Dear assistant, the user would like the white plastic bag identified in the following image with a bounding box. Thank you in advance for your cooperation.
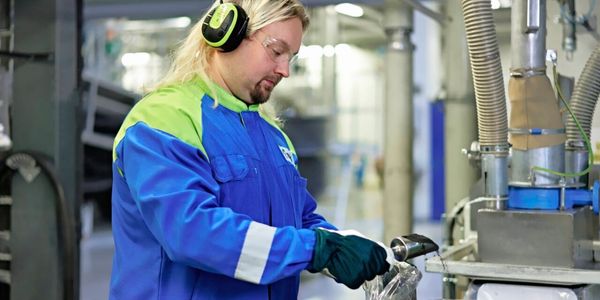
[363,262,422,300]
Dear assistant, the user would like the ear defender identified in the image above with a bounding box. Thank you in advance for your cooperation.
[202,2,249,52]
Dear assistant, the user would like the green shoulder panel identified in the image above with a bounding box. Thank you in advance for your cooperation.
[112,81,207,162]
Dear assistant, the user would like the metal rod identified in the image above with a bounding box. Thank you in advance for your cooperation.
[560,186,566,210]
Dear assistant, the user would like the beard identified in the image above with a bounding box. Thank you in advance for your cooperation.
[250,75,281,104]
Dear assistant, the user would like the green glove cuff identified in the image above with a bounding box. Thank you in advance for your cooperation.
[308,229,342,273]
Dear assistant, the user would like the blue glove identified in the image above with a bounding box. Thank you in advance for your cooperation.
[308,229,391,289]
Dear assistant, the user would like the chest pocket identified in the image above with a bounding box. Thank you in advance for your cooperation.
[211,155,266,223]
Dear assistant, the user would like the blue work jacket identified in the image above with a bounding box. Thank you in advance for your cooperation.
[109,77,336,299]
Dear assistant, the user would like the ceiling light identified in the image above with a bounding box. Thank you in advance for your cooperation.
[166,17,191,29]
[335,3,364,18]
[491,0,511,10]
[323,45,335,57]
[299,45,323,59]
[121,52,151,67]
[334,43,351,55]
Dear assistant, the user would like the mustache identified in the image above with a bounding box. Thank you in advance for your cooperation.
[263,75,282,85]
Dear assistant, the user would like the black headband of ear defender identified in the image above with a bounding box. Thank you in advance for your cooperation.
[202,0,249,52]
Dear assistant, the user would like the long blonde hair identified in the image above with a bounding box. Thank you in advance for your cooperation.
[153,0,309,97]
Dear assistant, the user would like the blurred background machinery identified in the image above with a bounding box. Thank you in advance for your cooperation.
[0,1,81,300]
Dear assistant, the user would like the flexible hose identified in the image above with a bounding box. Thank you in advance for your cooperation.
[462,0,508,149]
[0,151,75,300]
[566,46,600,148]
[531,64,593,177]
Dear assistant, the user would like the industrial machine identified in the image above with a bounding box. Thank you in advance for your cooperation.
[426,0,600,299]
[0,1,82,300]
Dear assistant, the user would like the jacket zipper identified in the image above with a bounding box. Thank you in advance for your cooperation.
[243,111,272,300]
[267,150,273,300]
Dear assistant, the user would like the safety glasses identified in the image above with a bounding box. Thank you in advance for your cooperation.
[253,30,298,66]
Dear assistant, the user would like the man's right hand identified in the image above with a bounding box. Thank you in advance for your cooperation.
[308,229,390,289]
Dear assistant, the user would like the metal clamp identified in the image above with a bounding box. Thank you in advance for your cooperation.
[509,128,565,136]
[510,67,546,77]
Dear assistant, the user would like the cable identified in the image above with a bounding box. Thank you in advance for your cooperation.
[530,64,595,178]
[444,197,470,247]
[0,151,75,300]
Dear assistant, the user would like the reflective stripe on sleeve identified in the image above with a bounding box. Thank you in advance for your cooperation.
[234,221,276,284]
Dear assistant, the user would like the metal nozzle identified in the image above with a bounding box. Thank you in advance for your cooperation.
[390,234,439,261]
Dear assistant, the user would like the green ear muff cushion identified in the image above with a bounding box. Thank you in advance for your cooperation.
[202,3,249,52]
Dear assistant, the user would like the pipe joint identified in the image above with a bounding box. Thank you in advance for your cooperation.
[482,153,509,199]
[509,67,546,78]
[480,145,510,156]
[566,139,587,150]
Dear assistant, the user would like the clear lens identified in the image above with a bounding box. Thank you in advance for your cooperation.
[261,35,296,65]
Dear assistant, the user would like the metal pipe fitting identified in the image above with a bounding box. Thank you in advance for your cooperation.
[510,144,565,186]
[511,0,547,74]
[482,152,508,198]
[560,0,576,60]
[390,234,439,261]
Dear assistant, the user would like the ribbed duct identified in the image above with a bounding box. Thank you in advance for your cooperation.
[566,46,600,148]
[462,0,508,149]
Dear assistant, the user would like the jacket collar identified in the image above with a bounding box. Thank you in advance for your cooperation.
[193,76,260,113]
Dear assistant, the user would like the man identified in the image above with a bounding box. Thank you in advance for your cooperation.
[110,1,392,299]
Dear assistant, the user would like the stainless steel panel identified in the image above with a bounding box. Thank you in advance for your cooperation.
[510,144,565,186]
[566,149,589,185]
[477,207,598,268]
